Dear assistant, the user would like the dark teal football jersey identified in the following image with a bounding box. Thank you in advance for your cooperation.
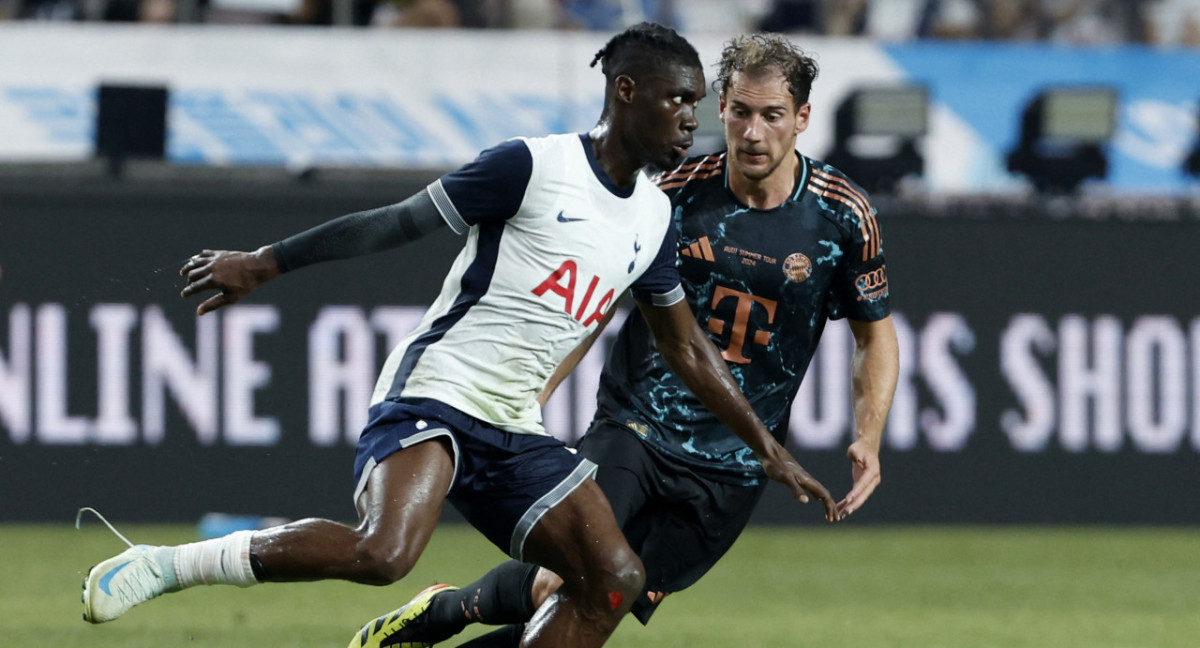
[594,151,891,485]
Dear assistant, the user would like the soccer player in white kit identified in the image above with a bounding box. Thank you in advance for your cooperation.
[80,23,840,648]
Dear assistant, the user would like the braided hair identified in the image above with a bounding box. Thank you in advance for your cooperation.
[715,33,819,108]
[590,22,701,84]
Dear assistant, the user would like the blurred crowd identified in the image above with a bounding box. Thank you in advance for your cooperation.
[1,0,1198,48]
[760,0,1200,45]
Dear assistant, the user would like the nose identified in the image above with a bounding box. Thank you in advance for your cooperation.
[742,115,763,141]
[682,108,698,133]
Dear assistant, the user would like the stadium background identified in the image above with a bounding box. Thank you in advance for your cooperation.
[1,13,1199,530]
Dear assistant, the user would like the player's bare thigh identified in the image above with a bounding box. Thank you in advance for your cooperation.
[521,477,643,608]
[352,438,455,579]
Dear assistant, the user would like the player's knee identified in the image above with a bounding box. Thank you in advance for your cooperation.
[354,533,419,585]
[611,550,645,602]
[587,547,644,613]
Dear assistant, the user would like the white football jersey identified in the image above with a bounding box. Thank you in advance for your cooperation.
[371,133,684,435]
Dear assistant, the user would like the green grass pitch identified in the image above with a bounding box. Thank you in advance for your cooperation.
[5,522,1197,647]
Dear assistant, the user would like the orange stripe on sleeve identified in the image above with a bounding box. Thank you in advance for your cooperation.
[806,184,876,260]
[655,153,726,189]
[810,171,881,260]
[658,166,723,191]
[812,169,872,215]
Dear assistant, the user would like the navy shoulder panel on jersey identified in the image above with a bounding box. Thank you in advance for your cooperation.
[434,139,533,233]
[629,220,683,305]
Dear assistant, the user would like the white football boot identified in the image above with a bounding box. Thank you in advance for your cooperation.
[78,507,180,623]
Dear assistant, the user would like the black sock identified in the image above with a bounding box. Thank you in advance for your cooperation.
[457,624,524,648]
[426,560,539,633]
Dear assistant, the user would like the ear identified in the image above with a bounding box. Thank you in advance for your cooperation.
[614,74,637,105]
[718,93,727,123]
[795,102,812,135]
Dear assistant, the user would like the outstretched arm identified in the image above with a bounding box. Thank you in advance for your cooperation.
[179,189,445,315]
[637,300,840,523]
[840,316,899,517]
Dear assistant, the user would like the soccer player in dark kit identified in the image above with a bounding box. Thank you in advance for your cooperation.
[349,32,899,648]
[80,24,840,648]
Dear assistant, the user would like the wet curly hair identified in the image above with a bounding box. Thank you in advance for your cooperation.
[715,33,820,108]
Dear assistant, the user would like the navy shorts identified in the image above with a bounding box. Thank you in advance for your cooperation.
[352,398,596,561]
[577,419,766,624]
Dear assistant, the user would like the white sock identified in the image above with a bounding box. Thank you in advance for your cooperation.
[173,530,258,588]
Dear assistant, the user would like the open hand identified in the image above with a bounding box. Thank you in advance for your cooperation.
[838,439,881,518]
[760,452,841,523]
[179,247,279,315]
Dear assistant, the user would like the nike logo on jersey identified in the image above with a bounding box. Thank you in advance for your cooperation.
[556,210,586,223]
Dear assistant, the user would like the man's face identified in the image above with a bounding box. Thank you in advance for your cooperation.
[720,69,809,182]
[629,63,706,170]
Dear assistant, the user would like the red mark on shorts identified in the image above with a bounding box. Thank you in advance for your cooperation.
[608,591,623,610]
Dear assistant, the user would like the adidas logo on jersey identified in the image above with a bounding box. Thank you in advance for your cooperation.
[680,237,715,261]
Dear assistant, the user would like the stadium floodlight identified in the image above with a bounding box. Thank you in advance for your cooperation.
[95,84,169,176]
[1006,86,1118,194]
[824,84,928,195]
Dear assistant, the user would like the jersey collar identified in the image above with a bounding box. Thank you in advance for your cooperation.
[722,150,810,207]
[579,134,636,199]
